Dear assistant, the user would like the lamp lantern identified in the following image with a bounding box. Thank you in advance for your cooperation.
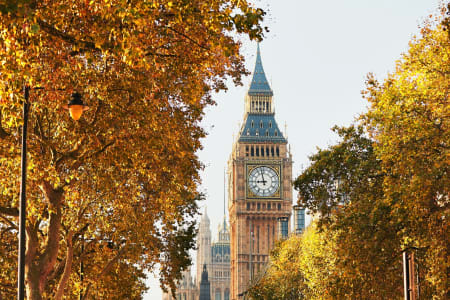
[63,92,89,120]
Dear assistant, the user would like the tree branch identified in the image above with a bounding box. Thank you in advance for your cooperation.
[55,137,87,170]
[83,140,115,161]
[144,51,179,58]
[0,206,19,217]
[37,19,101,54]
[81,245,126,300]
[55,231,74,300]
[37,181,64,292]
[0,214,17,229]
[166,26,210,51]
[0,112,10,139]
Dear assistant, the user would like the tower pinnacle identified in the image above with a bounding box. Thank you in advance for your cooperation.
[240,43,286,142]
[248,44,273,96]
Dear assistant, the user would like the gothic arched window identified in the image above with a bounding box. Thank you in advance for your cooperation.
[225,289,230,300]
[215,289,222,300]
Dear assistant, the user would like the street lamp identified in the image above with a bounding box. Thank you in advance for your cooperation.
[63,92,90,121]
[18,86,88,300]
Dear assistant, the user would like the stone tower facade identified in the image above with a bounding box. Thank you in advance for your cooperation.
[162,267,198,300]
[228,45,292,300]
[209,218,231,300]
[163,210,231,300]
[196,209,212,285]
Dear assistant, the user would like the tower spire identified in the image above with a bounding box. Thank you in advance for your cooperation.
[248,43,273,96]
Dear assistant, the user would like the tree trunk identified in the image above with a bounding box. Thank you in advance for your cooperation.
[25,181,64,299]
[55,232,74,300]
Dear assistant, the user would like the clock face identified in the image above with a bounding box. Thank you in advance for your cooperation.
[248,166,279,197]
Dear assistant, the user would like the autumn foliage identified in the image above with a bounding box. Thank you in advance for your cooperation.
[248,6,448,300]
[0,0,266,299]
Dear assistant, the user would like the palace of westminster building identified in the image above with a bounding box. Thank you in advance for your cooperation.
[163,45,305,300]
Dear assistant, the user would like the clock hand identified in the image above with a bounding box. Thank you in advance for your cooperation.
[260,169,267,185]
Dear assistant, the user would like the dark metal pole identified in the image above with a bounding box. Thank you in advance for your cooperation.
[80,242,84,300]
[403,251,411,300]
[18,86,30,300]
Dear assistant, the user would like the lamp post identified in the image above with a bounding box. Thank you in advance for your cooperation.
[17,87,88,300]
[403,248,418,300]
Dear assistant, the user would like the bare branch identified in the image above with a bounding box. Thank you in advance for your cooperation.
[0,206,19,217]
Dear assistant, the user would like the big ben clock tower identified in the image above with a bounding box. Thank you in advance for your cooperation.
[228,44,292,299]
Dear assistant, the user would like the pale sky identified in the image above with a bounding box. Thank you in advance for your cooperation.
[145,0,440,298]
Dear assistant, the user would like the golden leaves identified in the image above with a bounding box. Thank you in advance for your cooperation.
[0,0,267,297]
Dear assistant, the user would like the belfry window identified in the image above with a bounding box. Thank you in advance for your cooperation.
[269,121,272,128]
[265,130,269,137]
[274,130,278,137]
[260,121,263,128]
[251,120,254,128]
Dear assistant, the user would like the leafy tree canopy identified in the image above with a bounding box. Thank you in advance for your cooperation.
[281,5,449,299]
[363,7,449,296]
[0,0,267,299]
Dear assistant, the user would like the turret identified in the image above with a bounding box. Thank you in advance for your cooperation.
[244,43,274,114]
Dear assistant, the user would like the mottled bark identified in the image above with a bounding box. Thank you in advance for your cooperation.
[55,232,74,300]
[25,181,64,300]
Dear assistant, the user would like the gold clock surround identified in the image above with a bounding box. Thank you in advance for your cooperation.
[246,163,281,199]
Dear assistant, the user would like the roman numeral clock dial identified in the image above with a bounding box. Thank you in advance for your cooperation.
[248,166,280,197]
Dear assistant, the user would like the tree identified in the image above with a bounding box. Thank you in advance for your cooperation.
[247,223,341,300]
[363,6,449,297]
[247,232,310,300]
[252,5,449,300]
[0,0,267,298]
[294,126,403,299]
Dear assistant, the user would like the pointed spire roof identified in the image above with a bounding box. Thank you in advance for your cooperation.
[201,207,210,222]
[248,43,273,96]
